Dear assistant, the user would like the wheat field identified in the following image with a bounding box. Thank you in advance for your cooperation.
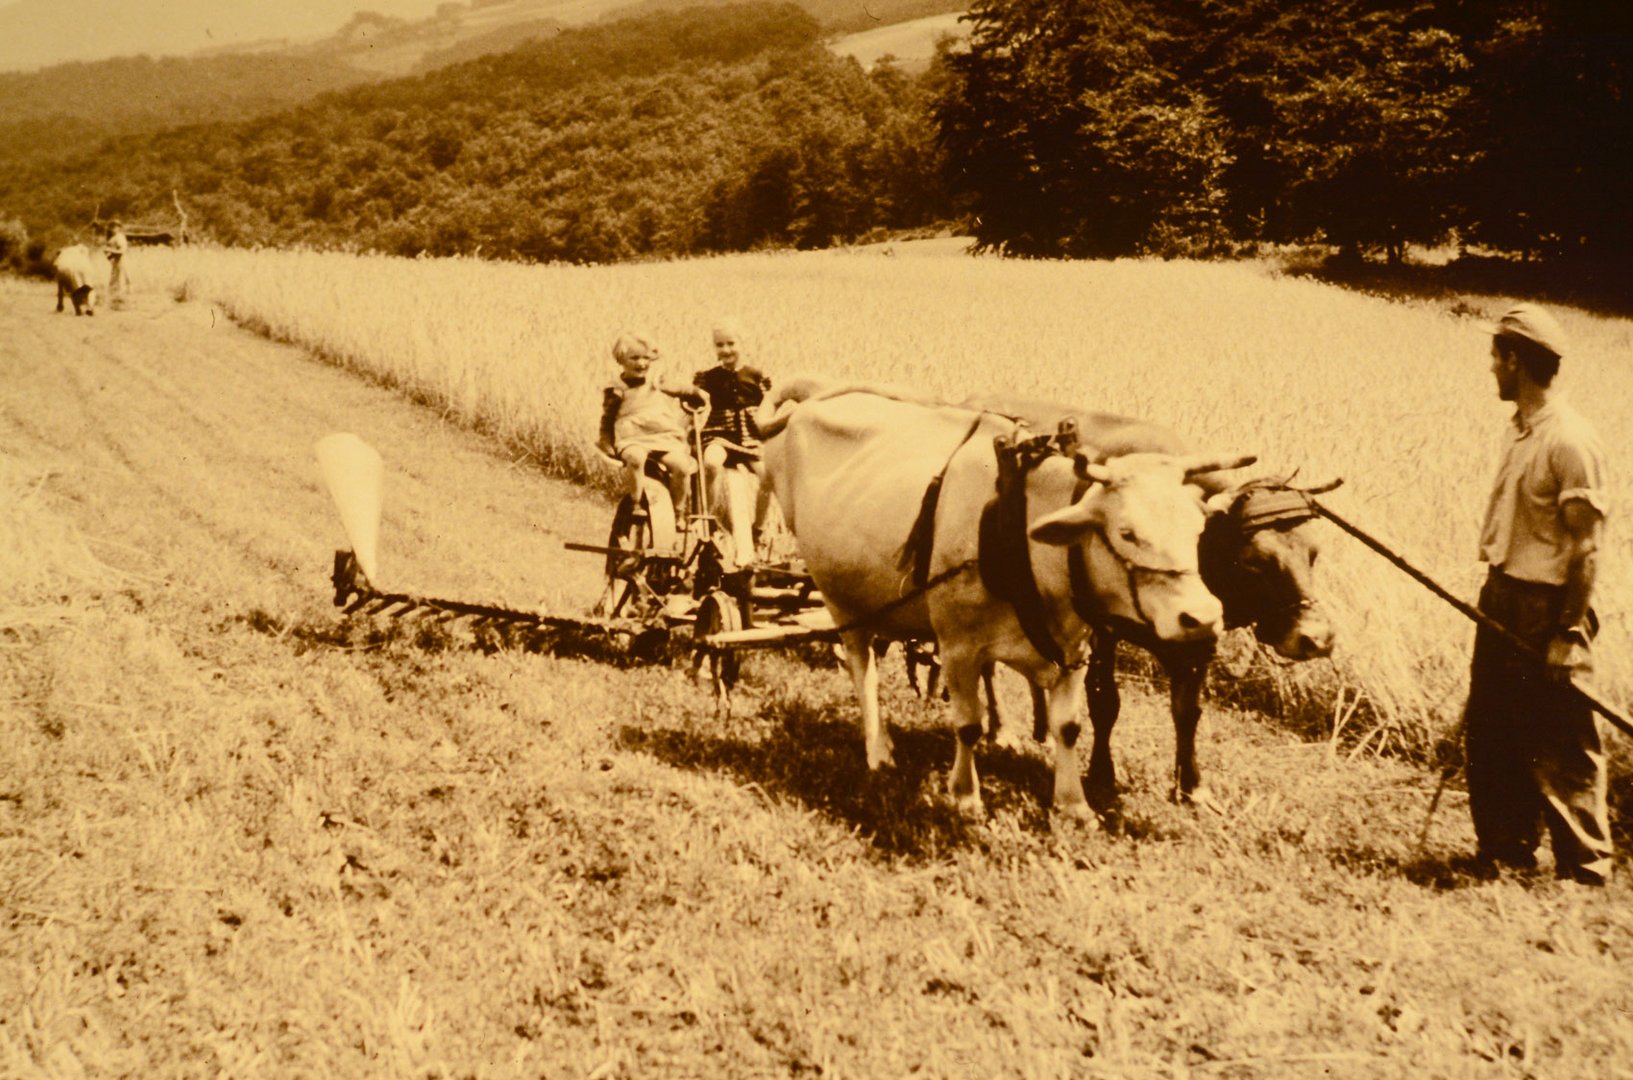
[131,240,1633,751]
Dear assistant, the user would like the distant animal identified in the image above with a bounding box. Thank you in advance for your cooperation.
[53,244,102,316]
[762,386,1252,818]
[964,393,1336,815]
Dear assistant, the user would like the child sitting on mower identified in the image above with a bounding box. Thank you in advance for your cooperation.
[597,332,707,547]
[693,322,773,557]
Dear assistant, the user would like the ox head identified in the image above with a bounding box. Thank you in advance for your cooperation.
[1199,478,1340,660]
[1029,451,1256,643]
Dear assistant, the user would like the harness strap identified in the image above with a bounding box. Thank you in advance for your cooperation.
[1235,487,1318,532]
[897,414,987,587]
[979,433,1067,667]
[1067,477,1106,628]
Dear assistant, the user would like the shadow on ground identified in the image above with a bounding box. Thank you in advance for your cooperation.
[619,693,1066,859]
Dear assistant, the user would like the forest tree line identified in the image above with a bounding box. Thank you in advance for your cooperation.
[2,0,1629,270]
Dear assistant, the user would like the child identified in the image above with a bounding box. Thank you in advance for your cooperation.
[693,322,773,552]
[597,332,705,534]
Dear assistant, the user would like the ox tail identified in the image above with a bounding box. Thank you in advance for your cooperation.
[896,474,944,585]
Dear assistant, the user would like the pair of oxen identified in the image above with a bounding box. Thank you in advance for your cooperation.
[757,382,1335,822]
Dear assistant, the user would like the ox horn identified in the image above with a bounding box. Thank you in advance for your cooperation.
[1180,454,1257,480]
[1296,477,1345,496]
[1073,451,1112,484]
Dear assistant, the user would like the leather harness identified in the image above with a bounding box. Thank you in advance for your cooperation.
[897,414,1188,672]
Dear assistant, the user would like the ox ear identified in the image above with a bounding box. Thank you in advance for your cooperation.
[1181,453,1257,480]
[1204,490,1236,516]
[1029,498,1102,547]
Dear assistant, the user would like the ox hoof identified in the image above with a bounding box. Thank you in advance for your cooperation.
[866,744,896,771]
[1173,785,1224,816]
[1050,798,1096,827]
[951,792,985,820]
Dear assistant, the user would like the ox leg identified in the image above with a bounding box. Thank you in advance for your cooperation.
[1161,641,1217,809]
[1043,674,1093,821]
[56,279,65,313]
[839,627,892,770]
[1084,635,1122,816]
[942,650,987,816]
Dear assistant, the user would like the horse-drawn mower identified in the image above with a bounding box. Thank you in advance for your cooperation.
[315,431,838,702]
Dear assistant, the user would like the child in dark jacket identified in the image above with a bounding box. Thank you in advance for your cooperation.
[692,322,773,552]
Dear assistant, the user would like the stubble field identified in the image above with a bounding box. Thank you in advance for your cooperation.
[2,245,1631,1078]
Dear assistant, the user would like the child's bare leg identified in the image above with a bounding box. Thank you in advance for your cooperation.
[701,441,728,496]
[658,450,694,521]
[617,448,647,500]
[749,459,771,536]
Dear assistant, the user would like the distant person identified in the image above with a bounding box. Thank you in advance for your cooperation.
[52,243,98,316]
[1464,302,1611,887]
[597,332,706,537]
[692,321,773,548]
[103,220,129,302]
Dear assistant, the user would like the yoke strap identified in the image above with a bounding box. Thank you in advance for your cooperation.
[1067,477,1106,628]
[1235,486,1318,532]
[979,432,1068,668]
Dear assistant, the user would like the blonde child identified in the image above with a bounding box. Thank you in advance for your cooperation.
[597,332,706,535]
[692,321,773,554]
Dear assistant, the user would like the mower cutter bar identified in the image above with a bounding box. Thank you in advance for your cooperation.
[330,549,656,642]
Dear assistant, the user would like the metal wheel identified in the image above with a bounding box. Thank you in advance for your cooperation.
[693,589,744,701]
[596,494,653,618]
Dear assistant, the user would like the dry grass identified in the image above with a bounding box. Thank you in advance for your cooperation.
[4,265,1631,1078]
[135,241,1633,755]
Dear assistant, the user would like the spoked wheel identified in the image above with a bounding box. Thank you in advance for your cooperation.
[596,494,653,618]
[692,589,744,706]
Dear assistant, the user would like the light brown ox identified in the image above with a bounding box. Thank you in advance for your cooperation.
[761,388,1252,818]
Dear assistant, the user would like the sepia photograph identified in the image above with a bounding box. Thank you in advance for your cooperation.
[2,1,1630,1075]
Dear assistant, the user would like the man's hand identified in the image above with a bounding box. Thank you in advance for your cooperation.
[1546,632,1593,683]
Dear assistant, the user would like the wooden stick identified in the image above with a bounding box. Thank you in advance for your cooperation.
[1313,499,1632,738]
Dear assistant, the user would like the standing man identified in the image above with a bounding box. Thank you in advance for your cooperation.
[103,220,129,303]
[1466,302,1612,886]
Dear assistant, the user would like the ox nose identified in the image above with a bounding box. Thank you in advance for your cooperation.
[1280,617,1335,660]
[1175,595,1224,640]
[1293,627,1335,659]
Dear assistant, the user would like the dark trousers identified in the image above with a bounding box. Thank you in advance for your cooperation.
[1464,570,1611,883]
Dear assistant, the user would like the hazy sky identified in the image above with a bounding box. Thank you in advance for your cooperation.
[0,0,447,72]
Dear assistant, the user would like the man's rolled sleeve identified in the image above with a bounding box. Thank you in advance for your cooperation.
[1551,432,1608,518]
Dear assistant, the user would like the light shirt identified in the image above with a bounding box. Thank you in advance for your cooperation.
[1478,396,1607,584]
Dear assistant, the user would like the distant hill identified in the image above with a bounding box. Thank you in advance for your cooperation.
[0,52,380,133]
[288,0,967,75]
[0,0,967,163]
[288,1,575,78]
[828,11,967,71]
[0,3,953,261]
[0,52,383,177]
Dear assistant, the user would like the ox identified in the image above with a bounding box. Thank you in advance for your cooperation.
[53,244,102,316]
[966,394,1335,814]
[762,388,1253,818]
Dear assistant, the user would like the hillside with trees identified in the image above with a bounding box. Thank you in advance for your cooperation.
[937,0,1633,272]
[0,53,383,171]
[5,0,1630,280]
[0,5,950,262]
